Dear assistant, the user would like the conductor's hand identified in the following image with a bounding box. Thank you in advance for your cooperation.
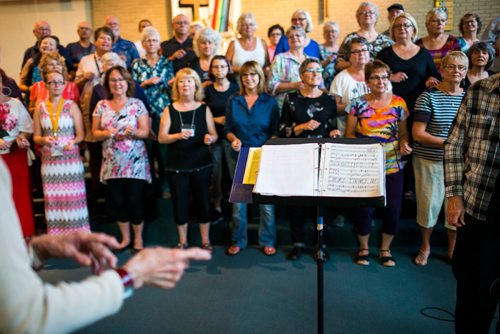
[122,247,211,289]
[30,232,120,273]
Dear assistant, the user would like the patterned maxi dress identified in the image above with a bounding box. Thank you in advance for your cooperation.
[39,100,90,234]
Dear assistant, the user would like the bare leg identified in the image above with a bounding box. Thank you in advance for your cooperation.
[132,222,144,249]
[199,222,211,245]
[380,233,396,266]
[177,223,188,246]
[415,227,433,266]
[356,234,370,265]
[117,221,130,248]
[447,228,457,260]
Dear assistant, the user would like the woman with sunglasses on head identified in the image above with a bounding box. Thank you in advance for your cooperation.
[225,61,280,256]
[280,58,340,260]
[33,70,90,234]
[204,56,239,215]
[345,60,412,267]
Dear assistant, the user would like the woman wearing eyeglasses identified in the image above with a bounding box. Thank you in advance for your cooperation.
[225,13,269,79]
[273,9,321,59]
[416,9,461,71]
[33,70,90,234]
[412,51,468,266]
[92,66,151,252]
[336,2,393,71]
[225,61,280,256]
[377,13,440,116]
[204,56,239,215]
[280,58,340,260]
[345,60,412,267]
[269,25,312,111]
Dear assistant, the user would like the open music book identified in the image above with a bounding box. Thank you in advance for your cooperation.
[253,142,385,199]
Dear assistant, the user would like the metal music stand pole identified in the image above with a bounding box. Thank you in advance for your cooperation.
[314,206,326,334]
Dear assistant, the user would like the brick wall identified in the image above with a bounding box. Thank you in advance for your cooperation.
[92,0,499,46]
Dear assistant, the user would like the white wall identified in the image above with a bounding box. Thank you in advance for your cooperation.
[0,0,92,82]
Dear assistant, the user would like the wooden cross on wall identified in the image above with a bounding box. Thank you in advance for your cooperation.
[179,0,209,21]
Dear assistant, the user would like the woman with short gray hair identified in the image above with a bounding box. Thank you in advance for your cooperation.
[192,27,221,86]
[225,12,269,77]
[337,2,393,70]
[416,8,461,71]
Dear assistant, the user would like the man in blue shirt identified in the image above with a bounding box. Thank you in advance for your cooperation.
[104,15,140,68]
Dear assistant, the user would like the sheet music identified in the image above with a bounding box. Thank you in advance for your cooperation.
[254,143,318,196]
[320,143,385,198]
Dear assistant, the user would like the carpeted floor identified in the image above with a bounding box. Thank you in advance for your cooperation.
[34,196,499,334]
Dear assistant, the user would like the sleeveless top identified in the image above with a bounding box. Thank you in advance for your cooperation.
[232,37,266,69]
[166,104,212,172]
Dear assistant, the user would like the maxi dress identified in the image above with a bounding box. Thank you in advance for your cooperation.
[38,100,90,234]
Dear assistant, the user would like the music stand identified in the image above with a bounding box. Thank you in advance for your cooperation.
[251,137,386,334]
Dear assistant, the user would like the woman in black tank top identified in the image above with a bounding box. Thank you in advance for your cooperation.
[158,68,218,251]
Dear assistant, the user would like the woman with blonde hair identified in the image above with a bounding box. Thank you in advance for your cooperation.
[226,12,269,77]
[274,9,321,58]
[158,68,217,251]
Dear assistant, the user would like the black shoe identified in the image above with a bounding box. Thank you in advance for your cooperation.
[287,246,304,261]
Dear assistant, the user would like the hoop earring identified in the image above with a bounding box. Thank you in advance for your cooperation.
[1,86,12,98]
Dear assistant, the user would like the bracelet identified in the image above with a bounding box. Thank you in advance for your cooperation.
[114,267,134,299]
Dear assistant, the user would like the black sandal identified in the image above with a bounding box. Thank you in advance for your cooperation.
[379,249,396,267]
[356,248,370,266]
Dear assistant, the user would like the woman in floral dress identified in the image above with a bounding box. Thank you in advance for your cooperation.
[92,66,151,253]
[33,70,90,234]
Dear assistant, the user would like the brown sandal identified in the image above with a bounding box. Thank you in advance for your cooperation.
[201,243,214,253]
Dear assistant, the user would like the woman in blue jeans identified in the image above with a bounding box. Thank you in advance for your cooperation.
[224,60,280,256]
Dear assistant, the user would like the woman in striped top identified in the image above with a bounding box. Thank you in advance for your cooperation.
[412,51,468,266]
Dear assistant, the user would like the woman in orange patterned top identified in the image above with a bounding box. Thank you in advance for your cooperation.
[345,60,412,267]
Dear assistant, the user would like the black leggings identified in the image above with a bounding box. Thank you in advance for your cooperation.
[106,178,147,225]
[168,167,212,225]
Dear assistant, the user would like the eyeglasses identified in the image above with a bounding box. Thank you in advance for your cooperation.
[270,32,282,37]
[174,21,189,25]
[394,23,413,29]
[304,68,324,74]
[351,48,369,54]
[430,18,446,24]
[292,17,307,22]
[241,72,258,78]
[212,65,228,69]
[443,65,467,71]
[109,78,126,83]
[358,11,376,16]
[368,75,389,81]
[47,81,64,86]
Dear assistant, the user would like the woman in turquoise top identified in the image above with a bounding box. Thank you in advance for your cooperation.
[346,60,412,267]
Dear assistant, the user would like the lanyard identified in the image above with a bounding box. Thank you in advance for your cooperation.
[178,108,196,128]
[47,99,64,138]
[93,54,102,77]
